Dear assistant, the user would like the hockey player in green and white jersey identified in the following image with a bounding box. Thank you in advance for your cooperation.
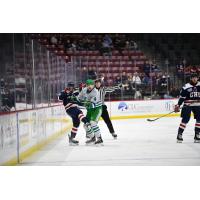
[78,79,103,145]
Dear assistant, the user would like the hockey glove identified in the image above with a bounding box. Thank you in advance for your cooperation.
[68,96,78,103]
[84,102,94,109]
[174,105,180,113]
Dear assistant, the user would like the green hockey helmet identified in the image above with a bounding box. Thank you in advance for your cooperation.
[86,79,94,86]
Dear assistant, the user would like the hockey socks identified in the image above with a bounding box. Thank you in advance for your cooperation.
[178,122,186,135]
[78,113,88,124]
[177,122,186,142]
[195,122,200,135]
[194,121,200,142]
[91,124,101,138]
[70,127,78,138]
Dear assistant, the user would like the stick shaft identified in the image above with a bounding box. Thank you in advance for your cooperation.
[148,111,175,122]
[147,103,192,122]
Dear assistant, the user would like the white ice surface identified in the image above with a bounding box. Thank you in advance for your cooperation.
[19,117,200,166]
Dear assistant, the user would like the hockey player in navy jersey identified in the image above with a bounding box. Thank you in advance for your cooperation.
[174,74,200,143]
[58,82,91,145]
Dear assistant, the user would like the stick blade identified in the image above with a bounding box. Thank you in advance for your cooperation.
[147,118,155,122]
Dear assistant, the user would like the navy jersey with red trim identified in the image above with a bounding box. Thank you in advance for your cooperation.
[178,81,200,106]
[58,90,78,107]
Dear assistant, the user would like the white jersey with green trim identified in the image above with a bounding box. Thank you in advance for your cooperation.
[78,87,102,108]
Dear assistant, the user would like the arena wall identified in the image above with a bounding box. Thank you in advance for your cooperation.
[0,105,72,165]
[105,98,179,119]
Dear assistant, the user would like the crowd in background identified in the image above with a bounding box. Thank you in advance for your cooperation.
[103,70,175,100]
[99,61,178,100]
[49,34,138,55]
[2,34,196,112]
[176,63,200,80]
[84,61,176,100]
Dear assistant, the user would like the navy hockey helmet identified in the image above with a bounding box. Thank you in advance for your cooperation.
[67,82,75,87]
[190,73,198,79]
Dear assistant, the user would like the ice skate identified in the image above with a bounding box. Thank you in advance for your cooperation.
[177,133,183,143]
[194,133,200,143]
[94,137,104,146]
[68,134,79,146]
[86,134,90,139]
[111,132,117,139]
[85,136,96,145]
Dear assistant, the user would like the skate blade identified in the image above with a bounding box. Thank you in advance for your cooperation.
[69,143,79,146]
[194,140,200,143]
[85,142,95,146]
[95,143,104,147]
[177,140,182,143]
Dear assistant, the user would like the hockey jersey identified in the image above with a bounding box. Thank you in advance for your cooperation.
[78,87,102,108]
[178,81,200,106]
[58,90,79,110]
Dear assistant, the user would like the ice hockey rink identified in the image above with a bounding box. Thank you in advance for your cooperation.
[19,117,200,166]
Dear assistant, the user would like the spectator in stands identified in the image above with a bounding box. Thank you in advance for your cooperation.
[113,37,125,55]
[176,63,184,77]
[160,75,167,87]
[115,76,121,85]
[50,35,58,45]
[127,75,133,83]
[64,39,72,52]
[95,38,102,52]
[77,39,84,50]
[122,72,128,84]
[143,61,151,75]
[83,36,92,50]
[81,67,88,82]
[132,72,141,88]
[125,41,130,50]
[126,75,134,92]
[102,35,113,56]
[88,68,97,80]
[71,40,77,52]
[142,75,150,86]
[151,64,159,72]
[130,40,138,50]
[103,34,112,47]
[134,90,142,99]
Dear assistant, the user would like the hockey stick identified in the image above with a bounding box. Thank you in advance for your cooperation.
[146,103,193,122]
[146,111,175,122]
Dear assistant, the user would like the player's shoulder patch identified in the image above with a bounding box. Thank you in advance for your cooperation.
[196,82,200,86]
[183,83,193,90]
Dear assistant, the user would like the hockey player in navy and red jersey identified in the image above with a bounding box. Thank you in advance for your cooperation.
[174,73,200,143]
[58,82,91,145]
